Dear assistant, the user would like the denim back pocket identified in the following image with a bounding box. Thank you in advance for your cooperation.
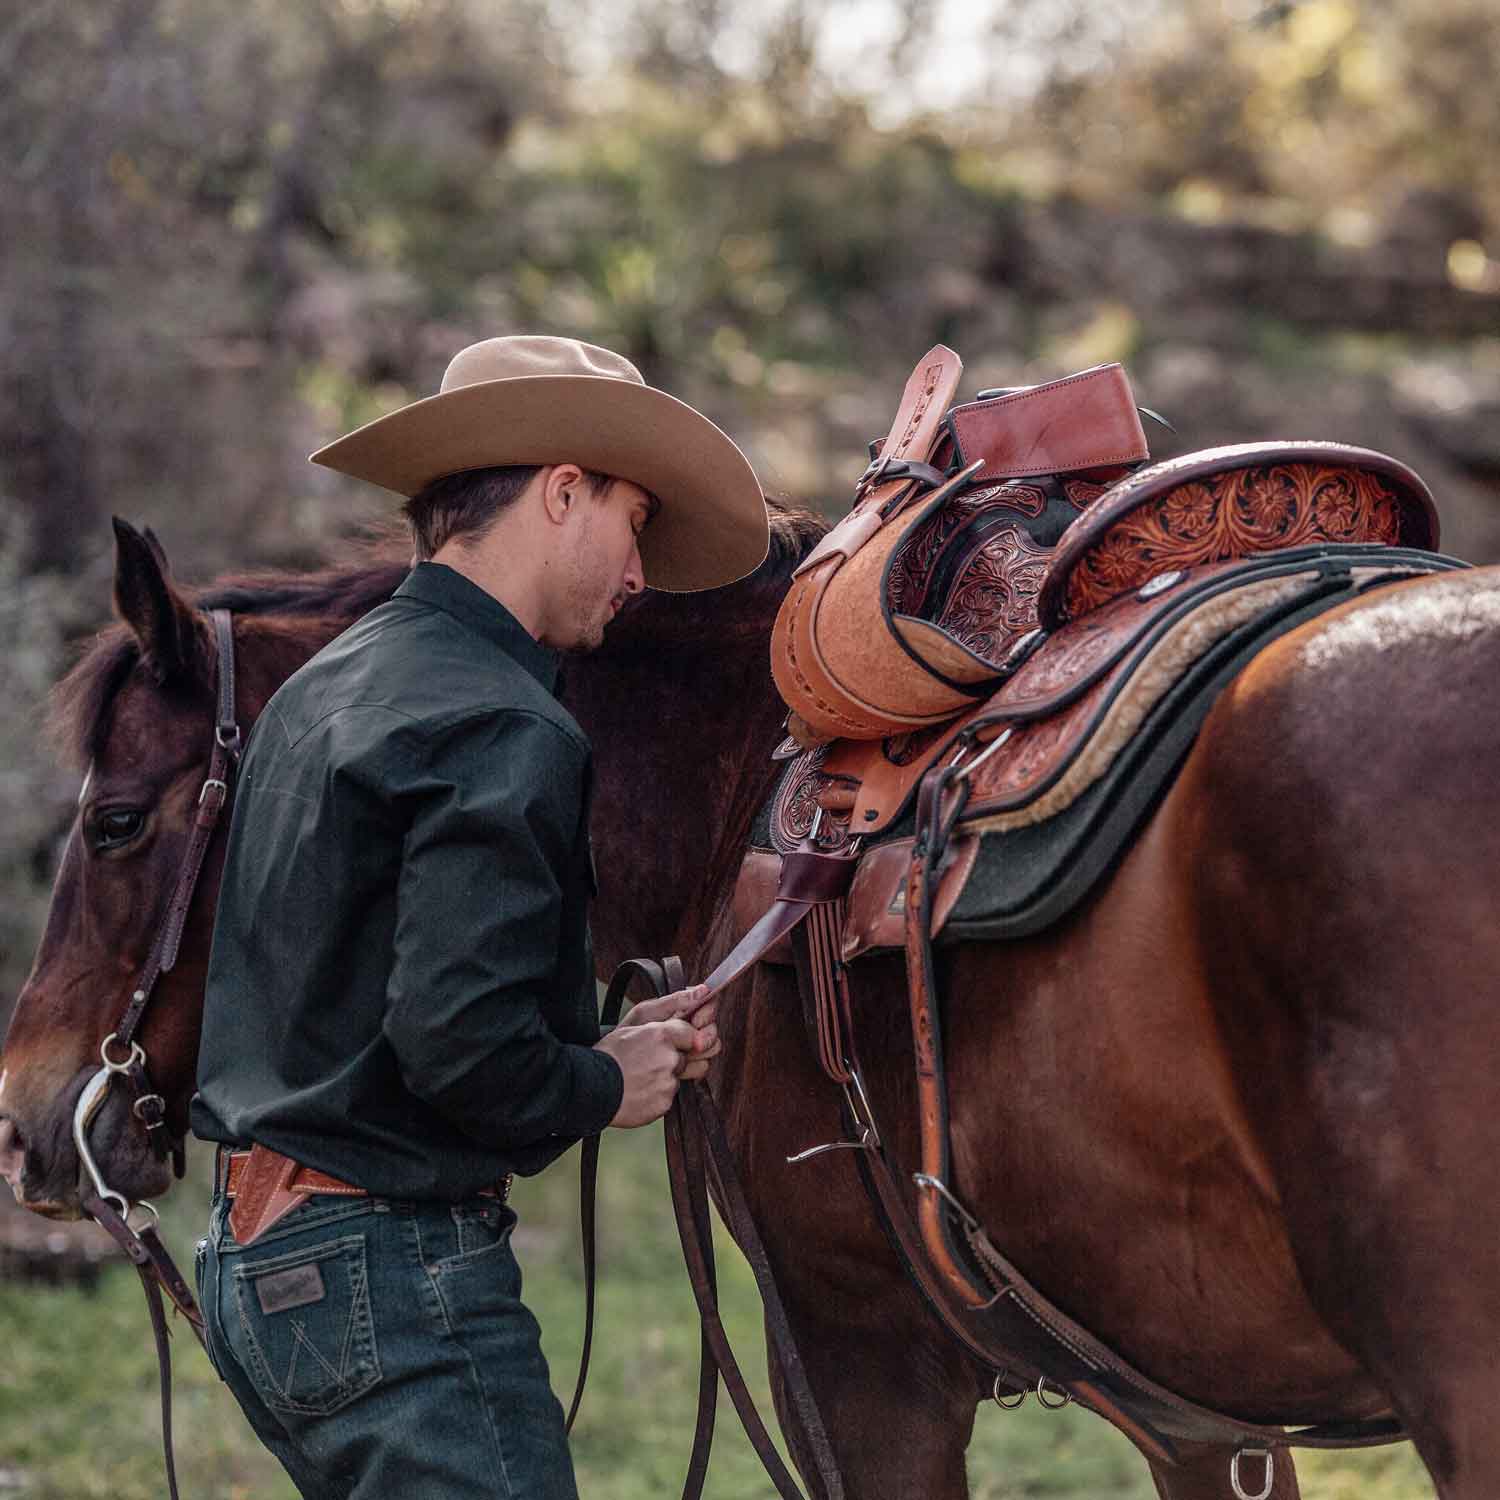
[231,1233,382,1416]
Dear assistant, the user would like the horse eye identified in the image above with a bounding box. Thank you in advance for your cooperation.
[93,809,146,851]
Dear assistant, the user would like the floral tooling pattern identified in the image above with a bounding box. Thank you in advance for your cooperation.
[888,484,1051,617]
[931,526,1053,667]
[1062,462,1402,620]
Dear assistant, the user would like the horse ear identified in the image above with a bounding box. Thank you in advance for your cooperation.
[142,525,173,578]
[112,517,197,684]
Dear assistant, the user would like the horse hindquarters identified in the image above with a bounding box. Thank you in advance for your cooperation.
[1184,570,1500,1499]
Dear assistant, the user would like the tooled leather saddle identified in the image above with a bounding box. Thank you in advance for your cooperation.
[751,347,1450,957]
[729,344,1464,1466]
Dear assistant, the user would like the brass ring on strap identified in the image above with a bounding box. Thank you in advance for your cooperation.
[100,1033,147,1074]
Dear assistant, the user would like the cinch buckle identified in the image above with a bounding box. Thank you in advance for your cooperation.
[1230,1447,1274,1500]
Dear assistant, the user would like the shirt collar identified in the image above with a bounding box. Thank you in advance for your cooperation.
[394,562,560,694]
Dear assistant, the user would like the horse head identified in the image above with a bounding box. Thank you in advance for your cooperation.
[0,520,234,1213]
[0,520,408,1217]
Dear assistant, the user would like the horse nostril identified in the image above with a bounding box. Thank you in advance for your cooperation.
[0,1116,26,1192]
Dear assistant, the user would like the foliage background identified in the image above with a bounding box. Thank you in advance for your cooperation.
[2,1,1497,1493]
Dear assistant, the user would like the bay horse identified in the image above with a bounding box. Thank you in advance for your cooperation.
[3,509,1498,1499]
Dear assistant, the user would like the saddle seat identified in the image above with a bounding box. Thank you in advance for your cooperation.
[742,439,1449,965]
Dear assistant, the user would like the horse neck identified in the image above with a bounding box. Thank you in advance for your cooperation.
[565,592,792,979]
[231,612,367,724]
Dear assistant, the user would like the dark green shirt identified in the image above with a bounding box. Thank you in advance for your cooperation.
[191,562,623,1198]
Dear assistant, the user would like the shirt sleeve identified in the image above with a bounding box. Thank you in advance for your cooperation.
[381,709,623,1149]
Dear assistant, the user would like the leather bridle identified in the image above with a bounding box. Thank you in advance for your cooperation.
[90,606,242,1173]
[71,606,239,1500]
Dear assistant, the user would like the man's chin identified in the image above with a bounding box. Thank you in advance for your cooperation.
[561,622,608,656]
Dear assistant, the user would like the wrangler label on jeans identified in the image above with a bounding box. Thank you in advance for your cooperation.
[255,1263,327,1315]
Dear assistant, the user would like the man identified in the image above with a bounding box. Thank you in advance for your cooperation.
[190,335,770,1498]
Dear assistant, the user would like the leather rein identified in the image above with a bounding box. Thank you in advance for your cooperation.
[71,607,238,1500]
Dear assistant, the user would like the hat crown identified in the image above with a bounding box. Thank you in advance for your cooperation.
[440,336,645,394]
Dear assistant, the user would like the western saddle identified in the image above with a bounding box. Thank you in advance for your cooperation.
[725,343,1463,1471]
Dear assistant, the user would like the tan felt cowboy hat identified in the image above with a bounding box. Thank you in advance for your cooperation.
[310,335,769,591]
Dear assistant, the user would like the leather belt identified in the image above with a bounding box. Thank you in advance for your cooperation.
[218,1144,511,1247]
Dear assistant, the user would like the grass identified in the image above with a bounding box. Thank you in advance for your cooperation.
[0,1130,1437,1499]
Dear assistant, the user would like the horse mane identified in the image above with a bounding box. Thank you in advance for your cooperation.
[46,502,830,767]
[749,497,827,596]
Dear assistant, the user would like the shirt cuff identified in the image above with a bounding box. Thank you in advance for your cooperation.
[561,1043,624,1138]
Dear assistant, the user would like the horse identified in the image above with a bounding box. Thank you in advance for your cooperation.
[4,508,1499,1500]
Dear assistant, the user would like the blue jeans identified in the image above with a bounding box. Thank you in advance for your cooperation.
[196,1190,578,1499]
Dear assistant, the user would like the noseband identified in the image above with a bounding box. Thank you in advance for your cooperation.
[70,606,238,1500]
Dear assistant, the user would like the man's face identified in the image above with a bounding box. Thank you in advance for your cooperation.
[557,478,653,651]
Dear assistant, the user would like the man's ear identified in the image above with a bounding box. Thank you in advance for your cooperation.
[540,463,586,525]
[112,517,200,685]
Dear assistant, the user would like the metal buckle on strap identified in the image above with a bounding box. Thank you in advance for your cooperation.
[1230,1447,1274,1500]
[198,777,228,808]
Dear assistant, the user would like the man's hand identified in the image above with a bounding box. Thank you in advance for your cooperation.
[596,984,719,1127]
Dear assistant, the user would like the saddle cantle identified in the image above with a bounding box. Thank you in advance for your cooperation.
[1039,440,1440,628]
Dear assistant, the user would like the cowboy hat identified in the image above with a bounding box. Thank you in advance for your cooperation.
[310,335,769,591]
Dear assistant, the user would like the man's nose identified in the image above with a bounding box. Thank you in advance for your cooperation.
[623,544,645,594]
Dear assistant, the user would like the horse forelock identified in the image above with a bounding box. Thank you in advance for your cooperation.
[46,630,146,771]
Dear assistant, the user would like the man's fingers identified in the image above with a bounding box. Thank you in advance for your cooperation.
[677,1057,711,1082]
[622,994,677,1026]
[692,1024,719,1054]
[623,985,711,1028]
[662,1017,698,1051]
[688,998,718,1030]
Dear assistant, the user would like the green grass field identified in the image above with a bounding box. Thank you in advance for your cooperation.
[0,1129,1435,1498]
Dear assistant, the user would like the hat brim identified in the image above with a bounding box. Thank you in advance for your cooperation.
[310,375,769,592]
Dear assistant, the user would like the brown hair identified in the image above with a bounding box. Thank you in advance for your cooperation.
[403,465,613,560]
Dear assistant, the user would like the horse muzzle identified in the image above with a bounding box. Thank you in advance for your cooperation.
[0,1068,171,1218]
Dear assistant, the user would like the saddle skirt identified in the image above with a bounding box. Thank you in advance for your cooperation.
[748,392,1451,965]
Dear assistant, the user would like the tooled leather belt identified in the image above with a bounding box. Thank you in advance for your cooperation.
[218,1144,512,1247]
